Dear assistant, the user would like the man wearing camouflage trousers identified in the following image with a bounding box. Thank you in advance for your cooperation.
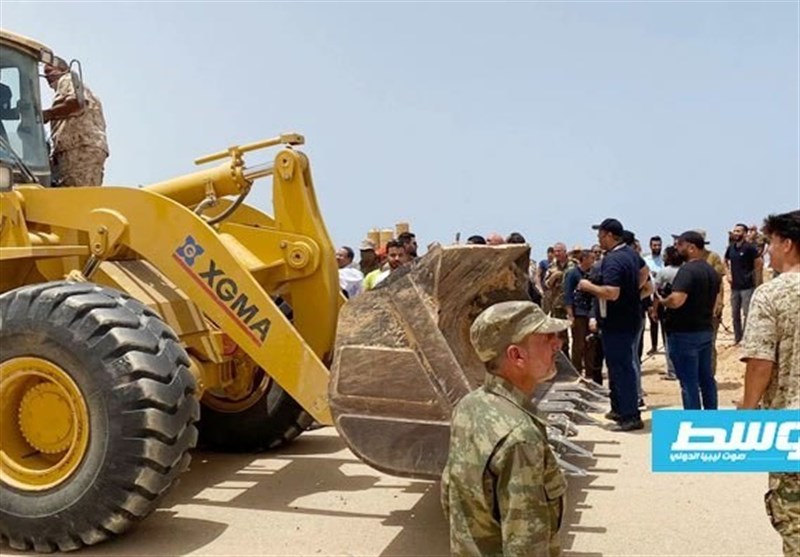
[441,301,569,556]
[43,63,108,187]
[740,210,800,557]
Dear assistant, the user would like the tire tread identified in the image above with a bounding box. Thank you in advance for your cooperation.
[0,282,199,553]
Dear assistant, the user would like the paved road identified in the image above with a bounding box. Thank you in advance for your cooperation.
[3,413,782,556]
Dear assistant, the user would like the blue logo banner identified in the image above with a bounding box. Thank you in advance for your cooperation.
[652,410,800,473]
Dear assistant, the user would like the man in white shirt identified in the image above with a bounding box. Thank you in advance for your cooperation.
[336,246,364,299]
[643,235,664,354]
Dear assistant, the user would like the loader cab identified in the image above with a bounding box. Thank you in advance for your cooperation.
[0,30,55,186]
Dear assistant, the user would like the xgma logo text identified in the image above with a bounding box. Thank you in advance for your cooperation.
[175,236,271,344]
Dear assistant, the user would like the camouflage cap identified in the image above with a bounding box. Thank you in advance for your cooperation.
[469,301,570,362]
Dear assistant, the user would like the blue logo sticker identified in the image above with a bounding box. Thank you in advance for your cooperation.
[652,410,800,473]
[176,235,205,267]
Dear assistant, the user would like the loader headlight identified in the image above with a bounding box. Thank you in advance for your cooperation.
[0,163,14,191]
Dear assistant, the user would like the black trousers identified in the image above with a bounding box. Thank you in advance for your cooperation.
[648,312,660,351]
[585,332,604,385]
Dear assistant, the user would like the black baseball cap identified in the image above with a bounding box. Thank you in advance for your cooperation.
[592,218,624,236]
[674,230,706,249]
[621,230,636,246]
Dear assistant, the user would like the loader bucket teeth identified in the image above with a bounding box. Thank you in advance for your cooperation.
[546,413,579,437]
[543,391,608,413]
[551,383,610,403]
[547,429,594,458]
[329,244,532,479]
[536,402,602,426]
[555,456,588,477]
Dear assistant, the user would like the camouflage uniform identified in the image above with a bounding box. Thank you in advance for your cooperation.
[50,74,108,187]
[442,301,569,556]
[544,260,575,354]
[442,375,567,556]
[704,249,726,375]
[741,272,800,557]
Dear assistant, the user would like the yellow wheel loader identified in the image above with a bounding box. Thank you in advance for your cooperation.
[0,29,588,552]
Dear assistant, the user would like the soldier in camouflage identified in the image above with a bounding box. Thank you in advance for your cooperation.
[43,63,108,187]
[747,224,770,263]
[739,210,800,557]
[441,301,569,556]
[698,231,726,375]
[544,242,575,355]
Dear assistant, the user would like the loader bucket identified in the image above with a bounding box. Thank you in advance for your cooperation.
[329,244,531,479]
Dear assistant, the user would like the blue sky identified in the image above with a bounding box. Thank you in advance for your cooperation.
[3,1,798,257]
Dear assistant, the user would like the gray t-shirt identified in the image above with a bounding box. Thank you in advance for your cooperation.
[655,265,680,293]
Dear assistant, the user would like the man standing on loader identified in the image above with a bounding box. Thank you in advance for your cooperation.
[442,301,568,556]
[42,62,108,187]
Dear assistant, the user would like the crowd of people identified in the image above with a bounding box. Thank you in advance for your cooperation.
[336,216,774,433]
[436,210,798,557]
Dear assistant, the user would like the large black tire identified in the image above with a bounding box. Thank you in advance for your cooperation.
[199,379,313,451]
[0,282,199,552]
[198,299,313,451]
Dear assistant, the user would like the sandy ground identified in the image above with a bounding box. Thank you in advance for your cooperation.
[3,425,779,557]
[3,284,783,556]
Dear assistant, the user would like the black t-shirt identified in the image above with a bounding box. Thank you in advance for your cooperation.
[725,242,759,290]
[664,259,721,333]
[599,244,641,332]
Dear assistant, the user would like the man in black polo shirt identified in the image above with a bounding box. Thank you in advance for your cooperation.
[659,231,721,409]
[725,223,763,344]
[578,218,648,431]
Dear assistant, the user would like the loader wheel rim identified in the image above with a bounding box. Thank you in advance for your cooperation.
[202,371,271,413]
[0,357,90,491]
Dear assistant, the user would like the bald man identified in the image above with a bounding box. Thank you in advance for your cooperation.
[486,232,505,246]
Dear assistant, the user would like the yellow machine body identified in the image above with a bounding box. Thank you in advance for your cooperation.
[1,143,340,425]
[0,27,532,553]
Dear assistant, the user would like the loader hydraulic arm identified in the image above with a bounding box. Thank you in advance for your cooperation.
[146,133,304,208]
[14,138,339,425]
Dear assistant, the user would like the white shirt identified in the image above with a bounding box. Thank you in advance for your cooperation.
[339,265,364,299]
[643,253,664,279]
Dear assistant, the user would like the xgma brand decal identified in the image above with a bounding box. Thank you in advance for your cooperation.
[174,236,271,344]
[176,236,205,266]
